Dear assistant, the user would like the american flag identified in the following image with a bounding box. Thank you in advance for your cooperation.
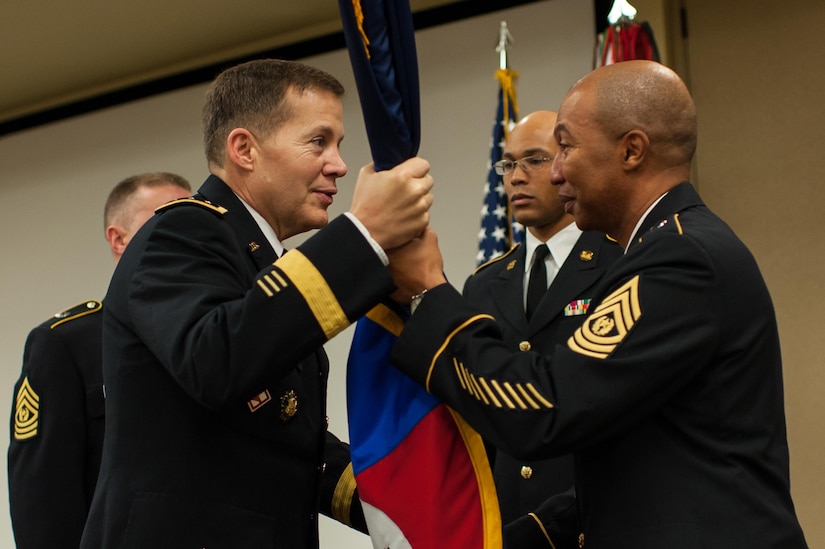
[477,67,522,265]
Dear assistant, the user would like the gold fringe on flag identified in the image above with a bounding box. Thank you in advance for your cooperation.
[350,0,371,58]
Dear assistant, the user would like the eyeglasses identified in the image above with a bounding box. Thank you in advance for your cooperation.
[493,155,554,176]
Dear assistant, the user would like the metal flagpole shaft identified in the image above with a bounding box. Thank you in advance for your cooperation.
[497,20,513,70]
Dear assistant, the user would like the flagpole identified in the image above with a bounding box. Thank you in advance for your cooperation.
[496,21,518,253]
[497,20,513,70]
[477,20,521,265]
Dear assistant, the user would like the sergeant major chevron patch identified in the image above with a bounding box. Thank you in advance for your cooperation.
[568,275,642,359]
[14,377,40,440]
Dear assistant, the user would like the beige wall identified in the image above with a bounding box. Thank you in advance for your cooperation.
[664,0,825,544]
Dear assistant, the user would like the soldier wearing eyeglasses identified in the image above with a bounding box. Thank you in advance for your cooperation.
[467,110,621,548]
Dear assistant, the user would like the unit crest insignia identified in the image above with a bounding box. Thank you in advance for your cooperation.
[568,275,642,359]
[280,390,299,422]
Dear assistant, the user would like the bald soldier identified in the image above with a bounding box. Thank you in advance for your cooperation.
[386,61,808,548]
[463,110,620,547]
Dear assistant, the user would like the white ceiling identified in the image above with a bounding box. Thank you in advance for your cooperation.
[0,0,469,130]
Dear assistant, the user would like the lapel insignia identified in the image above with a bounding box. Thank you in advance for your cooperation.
[280,390,299,421]
[568,276,642,358]
[247,389,272,413]
[14,377,40,440]
[579,250,594,262]
[248,241,261,252]
[564,299,592,316]
[506,260,517,271]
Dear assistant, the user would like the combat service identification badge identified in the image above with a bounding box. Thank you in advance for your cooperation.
[568,275,642,359]
[14,377,40,440]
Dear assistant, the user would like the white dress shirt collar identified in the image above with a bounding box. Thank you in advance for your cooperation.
[523,221,582,275]
[626,191,669,253]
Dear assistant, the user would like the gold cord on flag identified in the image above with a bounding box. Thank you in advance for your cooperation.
[495,68,519,140]
[350,0,371,58]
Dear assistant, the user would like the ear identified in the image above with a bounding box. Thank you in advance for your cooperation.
[106,225,128,258]
[226,128,256,171]
[620,129,649,170]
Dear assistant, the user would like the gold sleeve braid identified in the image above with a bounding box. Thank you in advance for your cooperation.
[425,314,495,392]
[528,512,557,549]
[275,250,350,340]
[331,463,357,526]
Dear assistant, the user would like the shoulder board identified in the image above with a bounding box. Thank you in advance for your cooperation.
[638,213,684,244]
[155,197,228,216]
[649,213,684,235]
[606,233,619,243]
[50,300,102,329]
[471,244,520,276]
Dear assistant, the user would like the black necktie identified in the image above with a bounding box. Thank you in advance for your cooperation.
[526,244,550,320]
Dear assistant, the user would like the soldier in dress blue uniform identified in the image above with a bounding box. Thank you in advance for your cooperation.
[464,110,620,548]
[8,173,191,548]
[386,61,808,548]
[78,59,434,549]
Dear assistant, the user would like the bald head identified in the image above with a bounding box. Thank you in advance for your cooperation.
[572,60,697,168]
[550,62,698,246]
[512,110,558,137]
[503,110,574,241]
